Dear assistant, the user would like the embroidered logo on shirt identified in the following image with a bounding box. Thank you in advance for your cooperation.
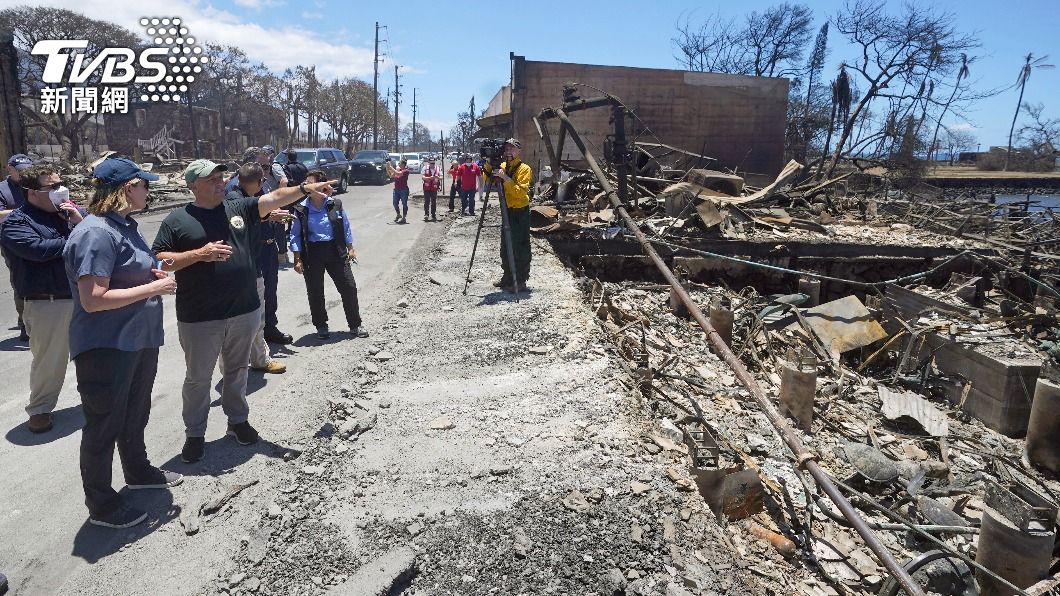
[230,215,245,230]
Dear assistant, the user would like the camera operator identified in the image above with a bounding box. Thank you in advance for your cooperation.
[481,138,533,292]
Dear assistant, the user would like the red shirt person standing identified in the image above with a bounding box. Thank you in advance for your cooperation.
[421,157,441,222]
[456,156,481,216]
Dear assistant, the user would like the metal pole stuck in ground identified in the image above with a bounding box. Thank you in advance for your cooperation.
[542,101,926,596]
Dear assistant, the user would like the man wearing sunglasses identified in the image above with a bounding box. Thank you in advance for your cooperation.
[0,164,84,433]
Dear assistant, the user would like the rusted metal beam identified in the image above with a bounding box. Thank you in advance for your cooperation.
[545,104,926,596]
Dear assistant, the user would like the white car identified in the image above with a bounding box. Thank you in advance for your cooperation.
[402,153,422,173]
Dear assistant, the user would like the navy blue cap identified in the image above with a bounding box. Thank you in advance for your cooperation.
[93,157,160,185]
[7,154,32,170]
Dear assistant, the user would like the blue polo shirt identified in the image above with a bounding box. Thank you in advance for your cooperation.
[63,211,164,359]
[289,198,352,252]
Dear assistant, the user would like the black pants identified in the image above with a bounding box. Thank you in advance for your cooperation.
[302,241,362,330]
[423,191,437,218]
[260,242,280,333]
[75,347,159,516]
[448,180,458,211]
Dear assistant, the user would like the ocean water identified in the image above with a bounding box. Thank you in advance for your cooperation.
[994,194,1060,213]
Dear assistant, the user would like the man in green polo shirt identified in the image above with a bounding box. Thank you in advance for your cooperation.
[153,159,336,464]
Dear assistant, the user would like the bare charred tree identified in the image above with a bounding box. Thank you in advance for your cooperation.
[0,6,140,159]
[672,4,813,77]
[822,0,979,178]
[200,44,254,158]
[941,126,977,165]
[1005,53,1054,170]
[1014,102,1060,170]
[672,12,745,73]
[743,3,813,77]
[400,123,429,150]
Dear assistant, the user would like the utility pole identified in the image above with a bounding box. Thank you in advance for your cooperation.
[393,65,401,153]
[372,21,381,149]
[411,88,418,151]
[384,87,390,147]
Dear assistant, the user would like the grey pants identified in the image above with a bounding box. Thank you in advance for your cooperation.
[177,309,260,437]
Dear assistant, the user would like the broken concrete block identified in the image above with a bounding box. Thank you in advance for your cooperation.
[428,416,455,431]
[1025,377,1060,474]
[561,490,591,513]
[599,568,627,596]
[339,411,377,439]
[685,169,744,196]
[330,546,416,596]
[779,353,816,432]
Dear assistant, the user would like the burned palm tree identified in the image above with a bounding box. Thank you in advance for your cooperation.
[928,53,971,166]
[1006,53,1054,170]
[818,64,851,179]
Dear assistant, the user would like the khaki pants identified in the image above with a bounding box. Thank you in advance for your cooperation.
[220,278,271,371]
[178,309,260,437]
[23,298,73,416]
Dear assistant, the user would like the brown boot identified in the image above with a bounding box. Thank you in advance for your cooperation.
[27,413,53,433]
[251,361,287,374]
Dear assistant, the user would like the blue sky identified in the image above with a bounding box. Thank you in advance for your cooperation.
[8,0,1059,149]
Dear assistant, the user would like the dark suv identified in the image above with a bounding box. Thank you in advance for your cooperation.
[348,150,392,185]
[279,148,352,193]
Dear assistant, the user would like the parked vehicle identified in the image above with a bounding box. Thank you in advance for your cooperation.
[389,152,401,164]
[402,153,423,173]
[348,150,391,185]
[279,148,352,193]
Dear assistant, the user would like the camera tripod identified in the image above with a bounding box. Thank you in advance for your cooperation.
[463,170,520,296]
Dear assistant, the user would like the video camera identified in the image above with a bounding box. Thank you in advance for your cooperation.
[475,138,507,169]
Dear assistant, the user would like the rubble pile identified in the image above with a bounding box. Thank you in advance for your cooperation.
[583,274,1060,594]
[526,85,1060,594]
[50,156,193,207]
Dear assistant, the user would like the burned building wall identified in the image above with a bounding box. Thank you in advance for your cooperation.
[509,58,789,183]
[105,100,287,161]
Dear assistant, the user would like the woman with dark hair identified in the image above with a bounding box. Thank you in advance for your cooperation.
[290,169,368,340]
[63,157,181,529]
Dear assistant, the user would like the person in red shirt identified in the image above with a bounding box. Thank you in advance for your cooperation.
[457,155,481,216]
[421,157,441,222]
[447,159,460,213]
[385,158,410,224]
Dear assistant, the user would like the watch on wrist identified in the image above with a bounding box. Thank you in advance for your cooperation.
[299,181,307,194]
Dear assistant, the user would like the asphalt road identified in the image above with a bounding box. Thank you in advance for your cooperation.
[0,169,443,593]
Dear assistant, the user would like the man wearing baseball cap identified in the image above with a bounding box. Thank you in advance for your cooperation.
[152,159,337,464]
[0,154,33,340]
[481,138,533,292]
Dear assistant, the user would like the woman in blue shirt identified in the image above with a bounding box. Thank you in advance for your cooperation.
[63,158,182,529]
[289,170,368,340]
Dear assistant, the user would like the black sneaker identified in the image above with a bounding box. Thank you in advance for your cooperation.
[264,329,293,345]
[181,437,205,463]
[89,504,147,529]
[316,325,330,339]
[1,571,8,595]
[127,469,184,490]
[227,421,259,446]
[353,326,369,338]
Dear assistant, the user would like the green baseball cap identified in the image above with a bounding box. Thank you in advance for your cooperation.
[183,159,228,185]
